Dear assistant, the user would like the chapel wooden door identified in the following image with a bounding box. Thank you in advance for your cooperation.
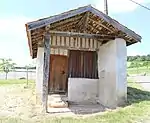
[48,55,68,93]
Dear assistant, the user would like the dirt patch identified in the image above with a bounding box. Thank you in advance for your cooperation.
[0,84,106,122]
[0,84,40,120]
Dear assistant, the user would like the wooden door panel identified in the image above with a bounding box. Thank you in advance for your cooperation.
[48,55,68,93]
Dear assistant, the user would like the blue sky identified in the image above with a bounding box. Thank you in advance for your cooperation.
[0,0,150,65]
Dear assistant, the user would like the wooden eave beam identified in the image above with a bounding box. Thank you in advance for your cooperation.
[48,31,116,40]
[28,31,33,57]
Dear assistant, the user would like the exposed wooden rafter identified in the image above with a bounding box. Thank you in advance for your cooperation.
[75,12,90,33]
[50,15,82,29]
[88,18,114,33]
[53,21,78,31]
[26,5,141,41]
[75,12,87,32]
[82,12,90,33]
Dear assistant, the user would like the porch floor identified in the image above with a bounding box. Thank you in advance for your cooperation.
[47,94,106,115]
[48,104,106,115]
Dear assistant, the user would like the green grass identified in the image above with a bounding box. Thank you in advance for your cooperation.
[128,67,150,75]
[0,79,34,85]
[0,79,150,123]
[127,61,150,75]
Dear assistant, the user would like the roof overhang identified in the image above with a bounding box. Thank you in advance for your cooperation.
[25,5,142,58]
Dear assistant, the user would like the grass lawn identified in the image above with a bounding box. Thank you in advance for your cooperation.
[128,67,150,75]
[0,79,150,123]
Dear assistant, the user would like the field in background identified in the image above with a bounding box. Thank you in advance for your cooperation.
[127,61,150,75]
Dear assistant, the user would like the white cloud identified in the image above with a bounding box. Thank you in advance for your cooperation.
[0,16,35,66]
[92,0,150,13]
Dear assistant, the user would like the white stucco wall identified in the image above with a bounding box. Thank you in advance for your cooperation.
[98,40,117,108]
[68,78,99,104]
[116,38,127,105]
[36,47,44,104]
[97,38,127,108]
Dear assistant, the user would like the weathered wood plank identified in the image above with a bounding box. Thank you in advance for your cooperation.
[27,31,33,57]
[82,38,86,48]
[42,33,50,113]
[50,45,98,51]
[61,36,64,46]
[49,31,115,40]
[57,36,61,46]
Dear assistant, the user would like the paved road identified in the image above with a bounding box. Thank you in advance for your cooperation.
[129,76,150,91]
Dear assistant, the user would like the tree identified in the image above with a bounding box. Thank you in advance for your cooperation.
[127,54,150,62]
[129,62,136,68]
[140,55,146,61]
[135,62,142,74]
[143,61,150,69]
[127,56,137,61]
[0,59,16,80]
[146,54,150,61]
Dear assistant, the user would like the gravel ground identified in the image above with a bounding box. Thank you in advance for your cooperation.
[0,84,106,121]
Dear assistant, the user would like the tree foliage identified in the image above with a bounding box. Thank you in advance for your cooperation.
[127,54,150,62]
[0,58,16,79]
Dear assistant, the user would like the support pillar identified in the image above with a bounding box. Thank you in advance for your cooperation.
[42,33,50,112]
[97,38,127,108]
[36,33,50,113]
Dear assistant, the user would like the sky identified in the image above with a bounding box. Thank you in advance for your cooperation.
[0,0,150,66]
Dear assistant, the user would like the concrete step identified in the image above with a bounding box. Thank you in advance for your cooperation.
[48,94,68,108]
